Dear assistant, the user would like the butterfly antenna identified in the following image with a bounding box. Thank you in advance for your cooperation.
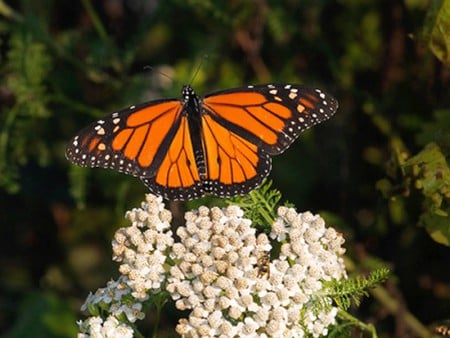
[189,54,209,85]
[143,65,174,83]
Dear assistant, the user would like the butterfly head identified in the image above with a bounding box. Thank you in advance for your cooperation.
[181,85,196,103]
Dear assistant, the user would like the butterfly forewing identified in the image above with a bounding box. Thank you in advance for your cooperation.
[66,99,183,178]
[203,84,338,155]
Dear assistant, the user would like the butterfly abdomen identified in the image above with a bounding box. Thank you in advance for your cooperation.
[183,86,208,180]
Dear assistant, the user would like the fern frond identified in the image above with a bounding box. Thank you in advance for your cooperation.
[228,180,283,231]
[324,268,390,310]
[6,33,51,117]
[0,31,52,192]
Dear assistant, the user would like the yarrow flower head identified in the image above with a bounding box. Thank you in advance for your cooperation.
[80,277,145,323]
[112,194,174,300]
[77,194,348,338]
[77,315,133,338]
[167,204,346,337]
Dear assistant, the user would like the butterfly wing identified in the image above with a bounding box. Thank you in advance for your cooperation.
[203,84,338,154]
[198,84,338,197]
[139,113,205,200]
[66,99,187,179]
[199,112,272,197]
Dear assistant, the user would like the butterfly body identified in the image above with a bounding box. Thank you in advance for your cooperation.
[181,86,207,180]
[66,83,338,200]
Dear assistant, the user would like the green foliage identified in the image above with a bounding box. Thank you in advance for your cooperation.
[323,269,390,338]
[423,0,450,65]
[328,311,378,338]
[416,109,450,148]
[0,0,22,21]
[2,292,77,338]
[0,31,52,192]
[68,166,89,209]
[378,140,450,246]
[325,268,390,311]
[228,180,286,231]
[403,143,450,245]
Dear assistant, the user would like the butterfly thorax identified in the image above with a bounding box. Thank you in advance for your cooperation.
[182,85,208,180]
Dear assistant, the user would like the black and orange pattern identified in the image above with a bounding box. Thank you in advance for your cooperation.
[66,84,338,200]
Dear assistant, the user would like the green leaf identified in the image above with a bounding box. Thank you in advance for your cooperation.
[416,109,450,148]
[228,180,284,231]
[402,143,450,245]
[420,211,450,246]
[403,143,450,202]
[424,0,450,64]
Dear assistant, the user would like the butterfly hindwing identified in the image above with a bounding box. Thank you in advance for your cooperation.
[200,113,272,197]
[142,112,273,200]
[140,115,204,200]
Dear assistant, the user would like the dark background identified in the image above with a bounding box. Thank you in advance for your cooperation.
[1,0,449,337]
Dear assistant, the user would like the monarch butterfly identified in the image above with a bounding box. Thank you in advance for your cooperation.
[66,83,338,200]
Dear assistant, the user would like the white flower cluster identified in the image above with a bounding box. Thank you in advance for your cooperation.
[167,204,347,338]
[112,194,174,300]
[77,194,347,338]
[77,194,173,337]
[80,277,145,323]
[77,315,133,338]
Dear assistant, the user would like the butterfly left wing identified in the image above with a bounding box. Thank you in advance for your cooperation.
[66,99,185,178]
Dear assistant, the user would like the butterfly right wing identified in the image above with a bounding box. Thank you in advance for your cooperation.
[66,99,185,179]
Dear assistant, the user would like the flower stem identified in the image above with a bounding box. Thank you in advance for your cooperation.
[152,307,161,338]
[370,286,434,337]
[152,293,168,338]
[0,0,23,21]
[80,0,109,42]
[337,309,378,338]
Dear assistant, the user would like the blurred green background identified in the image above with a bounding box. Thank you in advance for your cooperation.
[1,0,450,337]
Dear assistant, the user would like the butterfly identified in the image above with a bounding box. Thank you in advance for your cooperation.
[66,83,338,200]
